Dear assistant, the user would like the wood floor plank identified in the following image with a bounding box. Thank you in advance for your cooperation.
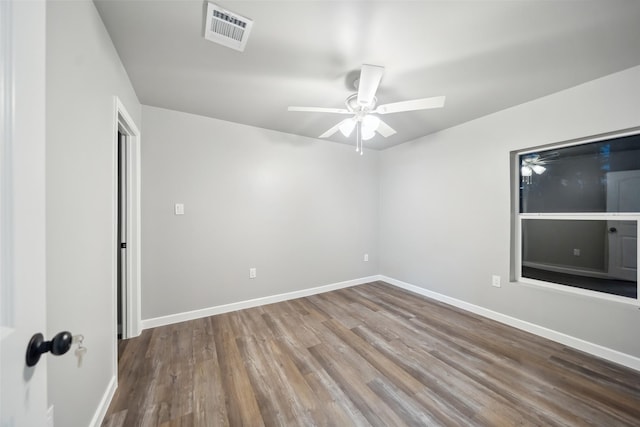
[351,324,487,420]
[211,314,265,426]
[235,335,300,425]
[307,343,407,427]
[367,377,439,426]
[192,358,228,426]
[272,332,320,377]
[101,410,127,427]
[104,282,640,426]
[321,318,424,396]
[307,293,363,329]
[341,301,402,342]
[265,305,322,348]
[265,337,331,425]
[302,370,370,426]
[191,318,215,364]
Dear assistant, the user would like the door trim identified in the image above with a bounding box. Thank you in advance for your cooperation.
[0,0,15,334]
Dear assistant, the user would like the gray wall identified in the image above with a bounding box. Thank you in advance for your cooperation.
[379,65,640,358]
[46,1,141,426]
[141,106,379,320]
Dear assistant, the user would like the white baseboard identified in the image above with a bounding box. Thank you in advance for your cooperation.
[89,375,116,427]
[141,275,380,330]
[380,275,640,372]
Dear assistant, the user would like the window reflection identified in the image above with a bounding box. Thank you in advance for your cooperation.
[520,134,640,213]
[521,219,637,298]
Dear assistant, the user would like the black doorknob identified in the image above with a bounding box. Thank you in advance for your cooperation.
[26,331,73,367]
[609,227,617,233]
[50,331,73,355]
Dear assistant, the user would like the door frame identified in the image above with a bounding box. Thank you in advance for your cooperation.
[0,0,14,338]
[112,97,141,346]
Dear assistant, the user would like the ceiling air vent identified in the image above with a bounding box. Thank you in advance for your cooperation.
[204,2,253,52]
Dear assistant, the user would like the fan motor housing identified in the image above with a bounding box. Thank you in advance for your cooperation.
[346,94,376,112]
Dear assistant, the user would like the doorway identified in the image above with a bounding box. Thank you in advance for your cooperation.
[117,130,127,339]
[114,98,141,343]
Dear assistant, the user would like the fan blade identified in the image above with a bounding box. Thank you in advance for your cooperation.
[319,120,346,138]
[357,64,385,106]
[376,119,397,138]
[375,96,446,114]
[288,106,351,114]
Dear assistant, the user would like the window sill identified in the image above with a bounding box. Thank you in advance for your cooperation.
[515,277,639,306]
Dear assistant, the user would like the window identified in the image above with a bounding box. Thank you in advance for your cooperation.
[513,130,640,302]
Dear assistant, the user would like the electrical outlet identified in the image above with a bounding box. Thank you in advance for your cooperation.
[249,268,256,279]
[492,275,501,288]
[573,248,580,256]
[364,253,369,262]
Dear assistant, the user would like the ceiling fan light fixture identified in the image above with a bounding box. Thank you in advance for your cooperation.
[339,118,356,137]
[361,126,376,141]
[531,165,546,175]
[362,115,380,133]
[521,166,533,177]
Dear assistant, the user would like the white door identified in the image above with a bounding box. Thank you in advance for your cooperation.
[606,170,640,282]
[0,1,48,425]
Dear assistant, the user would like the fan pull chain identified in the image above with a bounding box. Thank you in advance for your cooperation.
[360,121,364,156]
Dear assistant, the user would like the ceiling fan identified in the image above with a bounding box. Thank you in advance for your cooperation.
[521,152,557,184]
[288,64,446,154]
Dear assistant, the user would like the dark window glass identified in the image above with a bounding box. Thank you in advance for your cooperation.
[519,134,640,213]
[521,219,637,298]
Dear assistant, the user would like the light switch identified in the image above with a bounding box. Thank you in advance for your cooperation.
[175,203,184,215]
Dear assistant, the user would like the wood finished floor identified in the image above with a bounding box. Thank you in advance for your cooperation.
[103,281,640,426]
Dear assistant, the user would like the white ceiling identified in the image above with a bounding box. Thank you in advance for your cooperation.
[95,0,640,150]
